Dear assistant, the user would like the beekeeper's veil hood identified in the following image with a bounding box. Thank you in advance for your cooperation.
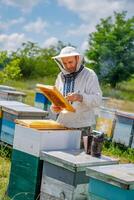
[52,46,84,74]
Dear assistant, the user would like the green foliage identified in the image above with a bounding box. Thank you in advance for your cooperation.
[3,59,22,81]
[0,40,74,80]
[0,51,9,69]
[11,41,66,78]
[86,11,134,87]
[0,58,22,84]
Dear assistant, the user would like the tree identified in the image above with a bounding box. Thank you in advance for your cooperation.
[0,51,9,69]
[11,41,73,78]
[86,11,134,87]
[0,58,22,83]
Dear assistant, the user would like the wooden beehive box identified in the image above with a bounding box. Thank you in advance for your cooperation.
[0,101,28,142]
[112,111,134,147]
[7,124,81,200]
[0,89,26,102]
[40,150,118,200]
[1,104,48,145]
[86,164,134,200]
[34,90,57,120]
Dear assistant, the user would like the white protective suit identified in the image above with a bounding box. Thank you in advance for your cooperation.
[52,47,102,128]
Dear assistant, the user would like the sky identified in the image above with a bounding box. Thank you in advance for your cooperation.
[0,0,133,53]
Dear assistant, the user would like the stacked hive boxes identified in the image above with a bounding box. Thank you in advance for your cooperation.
[7,123,81,200]
[40,150,118,200]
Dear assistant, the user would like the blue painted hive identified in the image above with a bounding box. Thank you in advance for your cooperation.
[35,91,49,110]
[86,163,134,200]
[34,91,57,120]
[1,104,48,145]
[0,101,27,142]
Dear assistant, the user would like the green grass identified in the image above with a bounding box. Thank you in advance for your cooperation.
[102,78,134,101]
[0,145,11,200]
[102,141,134,163]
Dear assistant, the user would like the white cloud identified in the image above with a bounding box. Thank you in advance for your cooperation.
[67,23,95,37]
[43,37,59,48]
[24,18,48,34]
[80,40,89,52]
[57,0,134,21]
[0,17,25,31]
[10,17,25,25]
[1,0,42,12]
[0,33,28,51]
[58,0,134,48]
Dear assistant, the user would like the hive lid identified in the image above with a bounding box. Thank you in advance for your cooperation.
[86,164,134,189]
[36,84,75,112]
[0,89,26,96]
[0,85,16,91]
[15,119,67,130]
[2,105,48,116]
[116,110,134,119]
[40,150,118,172]
[0,101,26,107]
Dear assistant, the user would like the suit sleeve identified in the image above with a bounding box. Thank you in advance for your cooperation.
[82,71,102,108]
